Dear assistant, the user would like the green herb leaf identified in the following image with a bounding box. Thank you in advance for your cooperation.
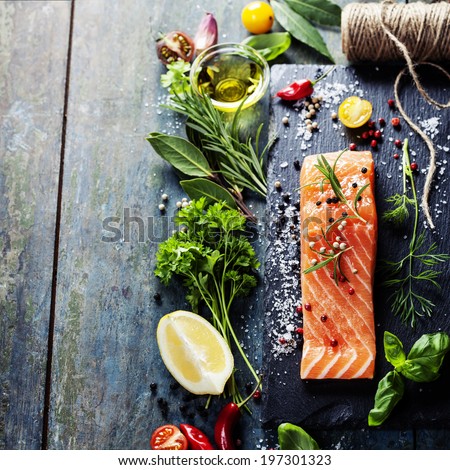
[368,370,405,427]
[147,132,213,178]
[285,0,341,27]
[160,60,191,95]
[384,331,406,368]
[180,178,237,210]
[241,32,291,61]
[397,332,450,382]
[271,0,334,62]
[278,423,320,450]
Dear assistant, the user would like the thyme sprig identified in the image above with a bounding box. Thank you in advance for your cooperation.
[383,139,450,327]
[314,152,367,223]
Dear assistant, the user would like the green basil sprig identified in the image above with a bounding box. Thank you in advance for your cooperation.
[368,331,450,426]
[241,32,291,61]
[278,423,320,450]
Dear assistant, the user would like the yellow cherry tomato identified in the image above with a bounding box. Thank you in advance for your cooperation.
[338,96,373,128]
[241,2,274,35]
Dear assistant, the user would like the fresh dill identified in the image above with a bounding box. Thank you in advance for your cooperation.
[383,139,450,327]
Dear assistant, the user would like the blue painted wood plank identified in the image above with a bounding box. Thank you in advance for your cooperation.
[0,0,71,449]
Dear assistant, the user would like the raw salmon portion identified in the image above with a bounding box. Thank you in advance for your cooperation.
[300,151,377,379]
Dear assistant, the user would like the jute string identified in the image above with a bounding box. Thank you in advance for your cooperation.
[342,1,450,229]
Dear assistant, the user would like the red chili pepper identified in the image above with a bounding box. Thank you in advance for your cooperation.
[179,423,214,450]
[214,379,262,450]
[276,66,335,101]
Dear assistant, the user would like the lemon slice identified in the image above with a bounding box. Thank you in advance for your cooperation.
[156,310,234,395]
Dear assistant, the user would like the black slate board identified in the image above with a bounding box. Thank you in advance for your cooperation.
[262,64,450,430]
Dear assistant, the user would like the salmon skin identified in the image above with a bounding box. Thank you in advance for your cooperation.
[300,151,377,379]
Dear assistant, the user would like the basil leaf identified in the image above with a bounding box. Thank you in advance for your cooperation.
[180,178,237,210]
[384,331,406,368]
[241,32,291,61]
[147,132,213,178]
[397,359,440,383]
[396,332,450,382]
[285,0,341,27]
[271,0,334,62]
[278,423,320,450]
[407,332,450,371]
[368,370,405,427]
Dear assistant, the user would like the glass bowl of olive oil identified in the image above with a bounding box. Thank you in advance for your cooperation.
[189,43,270,112]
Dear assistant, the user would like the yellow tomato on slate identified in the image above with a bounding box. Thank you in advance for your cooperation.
[241,2,274,35]
[338,96,373,128]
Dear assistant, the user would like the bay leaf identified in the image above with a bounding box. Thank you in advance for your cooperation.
[271,0,334,62]
[285,0,341,27]
[147,132,213,178]
[180,178,237,209]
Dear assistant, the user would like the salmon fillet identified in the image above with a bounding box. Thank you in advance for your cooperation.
[300,151,377,379]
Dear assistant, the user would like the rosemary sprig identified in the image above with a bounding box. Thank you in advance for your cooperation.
[383,139,450,327]
[304,244,353,285]
[314,152,367,223]
[167,90,272,198]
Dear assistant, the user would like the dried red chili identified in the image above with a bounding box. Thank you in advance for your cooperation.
[276,67,335,101]
[179,423,214,450]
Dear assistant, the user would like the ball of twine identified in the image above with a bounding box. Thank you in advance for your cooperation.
[342,1,450,229]
[342,1,450,63]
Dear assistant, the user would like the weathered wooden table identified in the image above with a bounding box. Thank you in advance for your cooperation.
[1,0,448,450]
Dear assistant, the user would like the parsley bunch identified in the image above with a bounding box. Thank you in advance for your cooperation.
[155,198,260,402]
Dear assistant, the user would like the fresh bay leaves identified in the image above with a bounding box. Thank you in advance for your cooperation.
[278,423,320,450]
[180,178,237,209]
[242,32,291,61]
[397,332,450,382]
[368,370,405,427]
[384,331,406,368]
[271,0,334,62]
[147,132,213,178]
[285,0,341,27]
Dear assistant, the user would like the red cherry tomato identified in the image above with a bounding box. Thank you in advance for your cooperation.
[150,424,188,450]
[156,31,195,65]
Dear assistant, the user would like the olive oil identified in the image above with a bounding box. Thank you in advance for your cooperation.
[195,54,264,107]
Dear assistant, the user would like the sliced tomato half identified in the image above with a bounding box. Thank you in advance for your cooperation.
[150,424,188,450]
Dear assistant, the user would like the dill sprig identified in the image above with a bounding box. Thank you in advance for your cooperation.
[314,152,367,223]
[383,139,450,327]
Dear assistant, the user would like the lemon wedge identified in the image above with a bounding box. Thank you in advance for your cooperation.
[156,310,234,395]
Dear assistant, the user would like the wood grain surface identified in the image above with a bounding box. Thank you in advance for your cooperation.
[1,0,448,451]
[0,0,71,449]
